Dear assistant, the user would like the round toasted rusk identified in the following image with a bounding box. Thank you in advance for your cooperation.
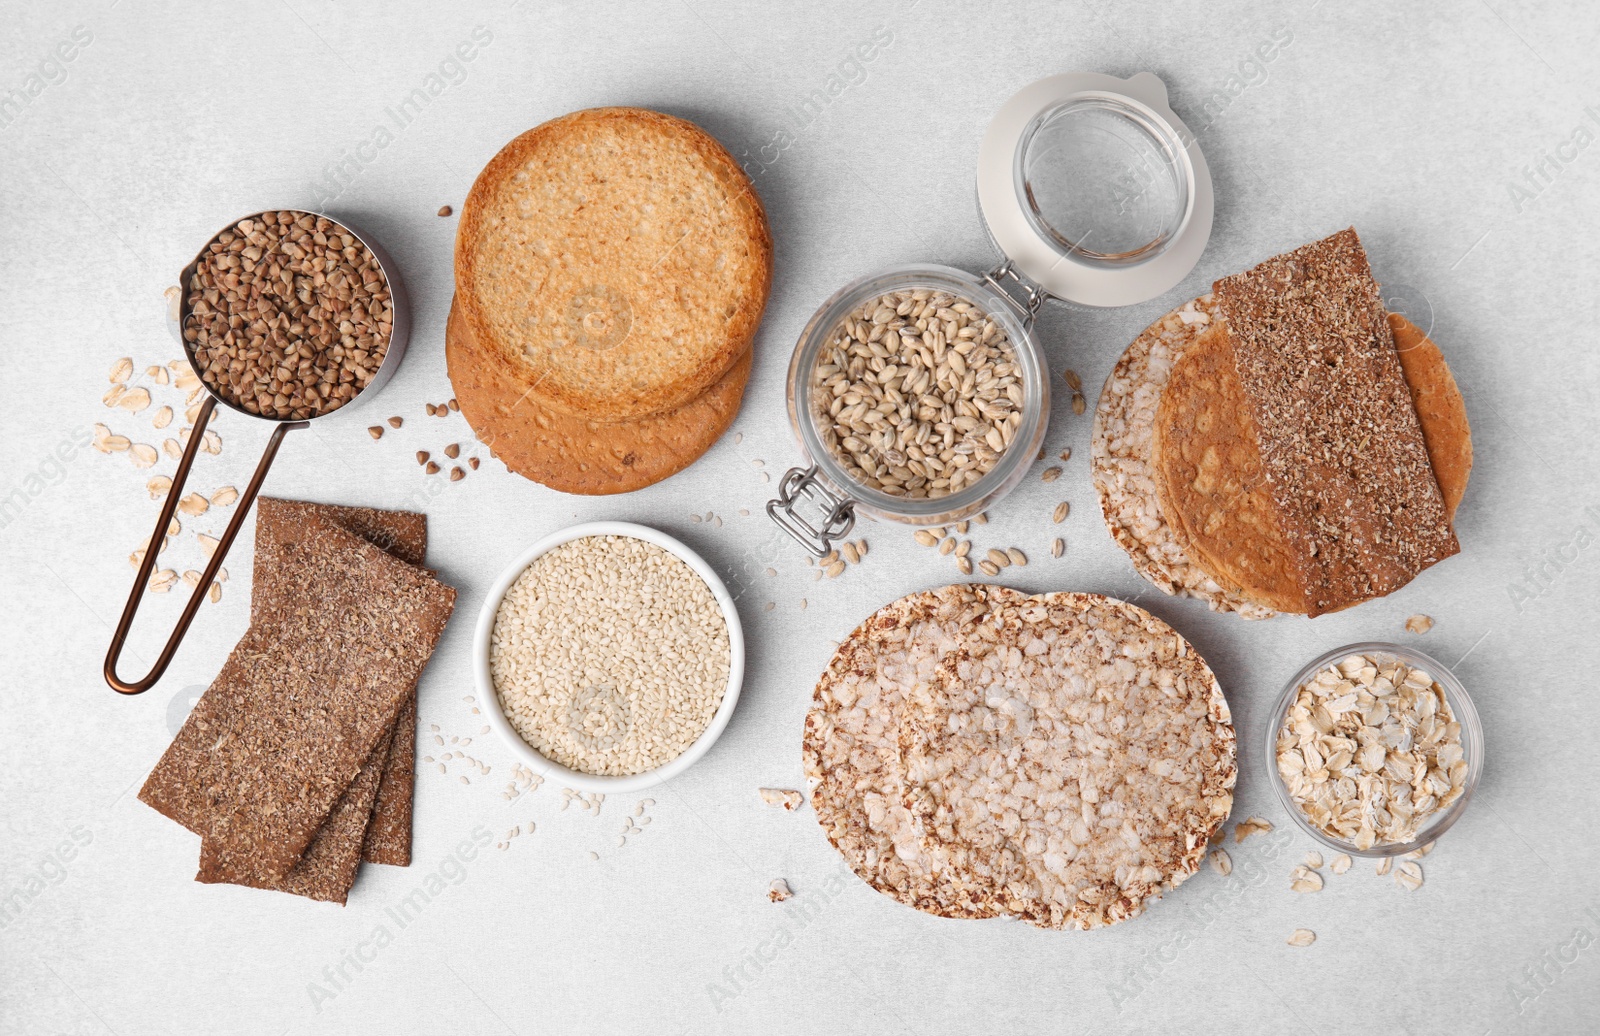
[1091,296,1270,617]
[1095,301,1472,617]
[804,584,1235,930]
[1390,313,1473,518]
[1150,323,1309,614]
[455,107,772,421]
[445,298,750,495]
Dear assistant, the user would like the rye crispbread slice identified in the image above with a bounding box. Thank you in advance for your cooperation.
[446,298,749,495]
[138,517,455,882]
[251,497,427,867]
[454,107,771,421]
[195,719,393,904]
[1212,229,1460,615]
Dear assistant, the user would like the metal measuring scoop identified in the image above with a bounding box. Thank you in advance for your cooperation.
[103,209,410,694]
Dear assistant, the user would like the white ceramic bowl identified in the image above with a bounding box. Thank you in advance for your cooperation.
[474,521,745,794]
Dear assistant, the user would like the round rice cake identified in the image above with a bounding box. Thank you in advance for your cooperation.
[455,107,772,421]
[446,297,750,495]
[1091,296,1273,618]
[804,584,1236,930]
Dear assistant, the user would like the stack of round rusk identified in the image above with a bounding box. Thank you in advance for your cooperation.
[1093,232,1473,618]
[804,584,1236,930]
[449,108,772,494]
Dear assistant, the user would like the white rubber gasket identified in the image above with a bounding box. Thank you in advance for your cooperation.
[977,72,1214,308]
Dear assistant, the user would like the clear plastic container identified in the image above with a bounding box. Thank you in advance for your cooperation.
[1265,642,1484,859]
[767,72,1212,556]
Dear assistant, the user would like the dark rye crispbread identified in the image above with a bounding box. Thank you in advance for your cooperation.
[1213,229,1459,615]
[138,517,455,882]
[196,721,394,904]
[252,497,427,866]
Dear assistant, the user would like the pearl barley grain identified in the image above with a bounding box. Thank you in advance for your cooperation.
[489,536,730,777]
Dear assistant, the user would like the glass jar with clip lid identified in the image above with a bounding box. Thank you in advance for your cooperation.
[767,71,1215,556]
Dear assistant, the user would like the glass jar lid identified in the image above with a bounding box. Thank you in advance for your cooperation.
[977,72,1213,307]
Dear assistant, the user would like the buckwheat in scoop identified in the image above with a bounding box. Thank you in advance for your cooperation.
[490,536,730,776]
[184,211,392,419]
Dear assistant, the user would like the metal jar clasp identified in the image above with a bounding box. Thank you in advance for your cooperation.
[982,260,1045,328]
[767,465,856,557]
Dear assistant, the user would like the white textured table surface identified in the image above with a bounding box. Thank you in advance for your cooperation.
[4,1,1599,1033]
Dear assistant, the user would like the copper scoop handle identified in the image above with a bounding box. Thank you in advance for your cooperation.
[103,396,306,694]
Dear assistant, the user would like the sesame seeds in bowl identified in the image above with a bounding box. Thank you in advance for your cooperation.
[474,522,745,794]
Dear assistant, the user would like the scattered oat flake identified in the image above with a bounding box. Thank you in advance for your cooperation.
[1404,614,1434,635]
[1375,857,1392,876]
[1234,817,1273,842]
[109,357,133,384]
[758,788,804,811]
[1287,929,1316,947]
[1208,848,1232,876]
[1403,841,1434,860]
[1303,850,1323,869]
[1330,853,1352,875]
[768,878,793,903]
[1290,867,1323,893]
[1395,860,1424,891]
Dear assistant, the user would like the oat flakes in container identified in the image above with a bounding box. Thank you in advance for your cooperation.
[768,72,1214,555]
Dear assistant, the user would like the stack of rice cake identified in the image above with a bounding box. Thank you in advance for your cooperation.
[1093,228,1472,617]
[138,498,455,904]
